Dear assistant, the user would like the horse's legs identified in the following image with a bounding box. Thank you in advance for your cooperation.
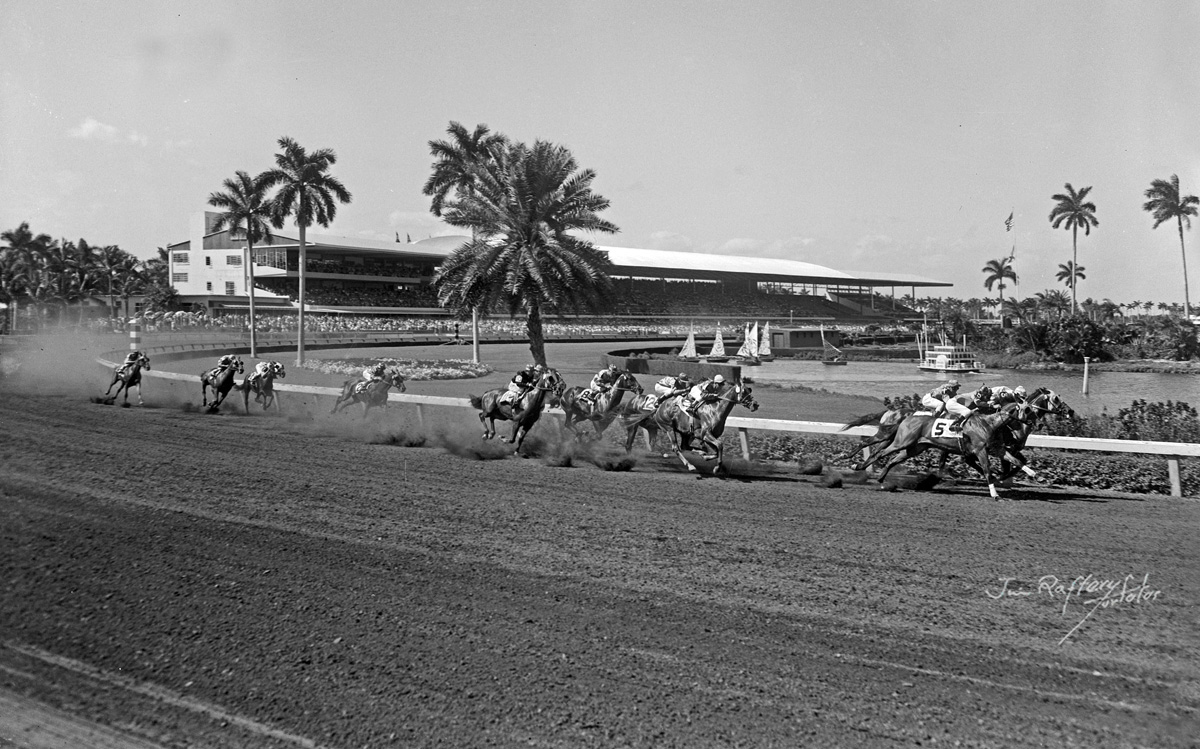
[667,429,695,471]
[935,450,949,477]
[877,443,928,483]
[479,411,493,440]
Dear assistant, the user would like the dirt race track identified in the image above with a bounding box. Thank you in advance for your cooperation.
[1,342,1198,748]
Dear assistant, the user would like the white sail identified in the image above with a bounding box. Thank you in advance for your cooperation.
[708,331,727,358]
[759,322,773,358]
[735,322,758,359]
[679,331,698,359]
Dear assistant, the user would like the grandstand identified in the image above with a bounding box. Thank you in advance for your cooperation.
[167,211,950,323]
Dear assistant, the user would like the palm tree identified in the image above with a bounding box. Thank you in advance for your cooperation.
[96,244,135,329]
[1143,174,1199,318]
[422,122,510,361]
[1049,183,1099,313]
[208,170,276,358]
[423,122,509,219]
[1056,261,1086,296]
[434,139,618,365]
[262,137,352,365]
[981,257,1018,307]
[1,223,55,331]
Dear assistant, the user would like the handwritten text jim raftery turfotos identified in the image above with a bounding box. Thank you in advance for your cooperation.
[985,573,1163,645]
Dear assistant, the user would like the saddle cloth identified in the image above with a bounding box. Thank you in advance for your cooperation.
[930,417,962,435]
[641,395,660,412]
[500,390,518,406]
[353,381,372,394]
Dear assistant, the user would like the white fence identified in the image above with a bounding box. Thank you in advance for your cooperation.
[103,359,1198,497]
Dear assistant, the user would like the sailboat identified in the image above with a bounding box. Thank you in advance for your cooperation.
[758,321,774,362]
[821,325,847,365]
[677,330,700,362]
[735,322,761,365]
[705,330,730,362]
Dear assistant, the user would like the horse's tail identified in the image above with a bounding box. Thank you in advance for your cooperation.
[841,410,887,431]
[469,394,483,410]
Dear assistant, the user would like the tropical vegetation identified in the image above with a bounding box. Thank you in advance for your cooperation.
[426,121,619,366]
[1143,174,1199,318]
[0,222,172,332]
[1048,183,1099,313]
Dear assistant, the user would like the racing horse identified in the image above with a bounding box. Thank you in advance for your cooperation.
[330,367,406,418]
[103,352,151,406]
[623,379,759,474]
[469,367,565,455]
[239,361,286,412]
[557,370,643,440]
[993,388,1074,482]
[200,357,244,412]
[859,405,1025,499]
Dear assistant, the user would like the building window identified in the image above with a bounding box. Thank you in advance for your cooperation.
[206,282,213,292]
[225,282,236,296]
[227,255,242,266]
[206,256,212,266]
[172,272,188,283]
[173,252,189,264]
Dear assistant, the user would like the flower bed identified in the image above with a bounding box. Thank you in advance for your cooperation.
[300,357,494,380]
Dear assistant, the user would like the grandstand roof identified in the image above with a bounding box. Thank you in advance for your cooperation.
[409,236,951,289]
[195,214,949,289]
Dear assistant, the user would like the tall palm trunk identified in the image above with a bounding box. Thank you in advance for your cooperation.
[525,303,545,366]
[247,240,258,358]
[1071,226,1078,314]
[1178,216,1191,319]
[297,223,306,366]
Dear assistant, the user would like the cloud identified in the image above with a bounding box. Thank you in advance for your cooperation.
[648,231,696,252]
[68,117,147,146]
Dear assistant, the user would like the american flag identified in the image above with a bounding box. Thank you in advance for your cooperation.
[1005,212,1014,232]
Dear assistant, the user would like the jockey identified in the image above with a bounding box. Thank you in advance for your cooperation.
[115,350,142,375]
[246,361,273,401]
[989,385,1025,408]
[505,363,542,409]
[362,362,388,384]
[654,372,692,399]
[581,364,620,404]
[681,374,725,418]
[207,353,238,380]
[921,380,971,422]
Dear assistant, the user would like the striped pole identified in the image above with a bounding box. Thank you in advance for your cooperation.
[129,321,141,352]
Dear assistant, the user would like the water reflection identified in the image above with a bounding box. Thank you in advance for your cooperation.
[747,359,1200,415]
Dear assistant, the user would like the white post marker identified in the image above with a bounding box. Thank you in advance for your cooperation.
[129,320,141,352]
[1082,356,1090,395]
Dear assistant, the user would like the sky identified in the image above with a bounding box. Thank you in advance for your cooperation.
[3,0,1199,305]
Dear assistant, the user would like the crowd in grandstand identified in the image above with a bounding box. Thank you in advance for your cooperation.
[257,258,434,278]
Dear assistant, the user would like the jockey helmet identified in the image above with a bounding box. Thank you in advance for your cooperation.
[1014,386,1027,397]
[678,372,688,379]
[712,374,725,383]
[946,379,960,389]
[974,385,991,399]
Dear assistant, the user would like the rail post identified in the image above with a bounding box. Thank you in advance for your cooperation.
[416,404,425,429]
[738,427,751,460]
[1168,457,1182,497]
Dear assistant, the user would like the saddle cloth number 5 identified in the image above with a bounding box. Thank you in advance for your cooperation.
[931,418,957,438]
